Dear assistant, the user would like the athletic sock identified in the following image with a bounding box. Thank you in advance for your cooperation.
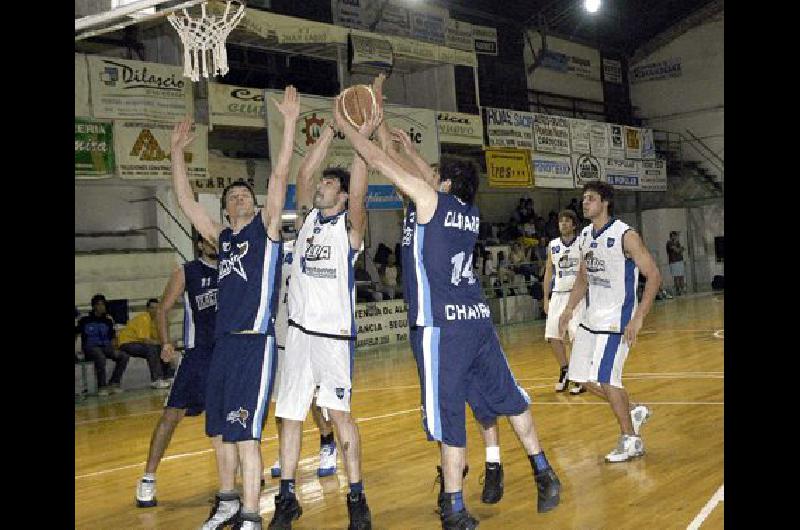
[485,446,501,464]
[142,473,155,481]
[321,432,334,446]
[280,479,296,499]
[349,481,364,498]
[444,491,465,514]
[529,451,551,474]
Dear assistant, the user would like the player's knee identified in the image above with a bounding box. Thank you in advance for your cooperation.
[163,407,185,425]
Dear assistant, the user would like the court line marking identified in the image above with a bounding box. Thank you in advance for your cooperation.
[687,484,724,530]
[75,408,420,480]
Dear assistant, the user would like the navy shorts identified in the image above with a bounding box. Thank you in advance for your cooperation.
[410,321,531,447]
[205,333,277,442]
[165,345,213,416]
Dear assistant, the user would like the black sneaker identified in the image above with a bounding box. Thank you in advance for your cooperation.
[569,383,586,395]
[554,366,569,392]
[480,462,504,504]
[441,509,479,529]
[267,494,302,530]
[346,492,372,530]
[233,513,263,530]
[535,468,561,513]
[201,493,241,529]
[435,465,470,515]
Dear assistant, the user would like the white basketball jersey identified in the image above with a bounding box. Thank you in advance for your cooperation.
[578,219,639,333]
[288,209,360,338]
[549,235,581,293]
[274,240,294,348]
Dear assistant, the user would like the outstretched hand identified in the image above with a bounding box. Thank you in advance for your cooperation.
[171,116,196,151]
[390,127,413,152]
[271,84,300,122]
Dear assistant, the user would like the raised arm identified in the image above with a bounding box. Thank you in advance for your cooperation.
[390,127,438,187]
[156,265,186,363]
[170,118,221,243]
[263,85,301,240]
[543,247,554,315]
[333,95,438,224]
[622,230,662,347]
[294,125,334,231]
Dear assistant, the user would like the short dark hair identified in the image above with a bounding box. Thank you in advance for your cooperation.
[558,209,578,227]
[440,158,478,205]
[670,230,679,237]
[146,298,159,308]
[322,167,350,194]
[582,181,615,216]
[220,180,257,211]
[90,294,107,307]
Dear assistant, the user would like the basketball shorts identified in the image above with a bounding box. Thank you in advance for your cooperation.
[669,260,685,277]
[270,344,284,404]
[544,291,585,341]
[275,325,355,421]
[568,324,630,388]
[410,321,531,448]
[205,333,277,442]
[165,345,213,416]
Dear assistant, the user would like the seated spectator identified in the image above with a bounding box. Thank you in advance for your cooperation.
[117,298,172,389]
[534,215,546,238]
[510,241,535,283]
[380,254,399,300]
[500,218,522,242]
[374,242,391,268]
[512,198,526,224]
[534,235,549,264]
[523,198,536,222]
[355,260,383,302]
[76,294,129,396]
[480,251,503,298]
[544,211,559,240]
[497,251,515,294]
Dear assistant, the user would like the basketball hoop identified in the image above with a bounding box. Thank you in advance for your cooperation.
[168,0,245,82]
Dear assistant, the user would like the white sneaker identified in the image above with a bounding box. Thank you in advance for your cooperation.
[318,442,337,477]
[200,495,240,529]
[605,435,645,463]
[270,458,281,478]
[151,379,171,389]
[135,477,157,507]
[630,404,652,436]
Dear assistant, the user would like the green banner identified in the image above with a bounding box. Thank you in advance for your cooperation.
[75,119,114,177]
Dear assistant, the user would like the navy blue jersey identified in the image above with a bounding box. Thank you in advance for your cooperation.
[401,193,489,327]
[215,213,283,337]
[183,258,218,349]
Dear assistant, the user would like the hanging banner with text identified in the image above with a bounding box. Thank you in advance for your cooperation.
[75,54,91,118]
[608,124,625,158]
[630,57,682,84]
[602,58,623,84]
[437,111,483,145]
[75,119,115,178]
[191,154,268,194]
[624,126,642,159]
[533,113,571,155]
[472,24,498,55]
[354,300,410,349]
[589,122,609,157]
[531,152,573,189]
[640,159,667,191]
[114,120,208,179]
[208,82,267,128]
[641,128,655,159]
[485,148,533,188]
[88,56,193,121]
[603,158,641,190]
[445,19,474,51]
[484,108,534,150]
[573,153,603,187]
[266,90,439,187]
[569,118,592,154]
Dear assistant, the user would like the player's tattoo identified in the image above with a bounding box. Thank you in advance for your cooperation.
[343,441,350,452]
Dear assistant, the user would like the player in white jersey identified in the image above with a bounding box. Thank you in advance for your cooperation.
[270,76,383,530]
[543,209,586,394]
[558,181,660,463]
[268,239,337,480]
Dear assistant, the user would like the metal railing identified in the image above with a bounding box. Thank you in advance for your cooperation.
[129,196,192,240]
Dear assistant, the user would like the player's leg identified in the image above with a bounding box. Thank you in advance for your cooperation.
[545,292,571,391]
[135,407,186,507]
[476,418,503,504]
[311,398,337,477]
[104,344,129,392]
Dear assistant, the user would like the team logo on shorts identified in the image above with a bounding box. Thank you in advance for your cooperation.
[335,387,345,399]
[226,407,250,428]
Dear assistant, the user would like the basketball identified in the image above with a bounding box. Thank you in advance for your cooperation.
[338,84,377,128]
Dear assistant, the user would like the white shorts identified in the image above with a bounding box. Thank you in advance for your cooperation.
[567,325,630,388]
[274,325,354,421]
[545,291,585,341]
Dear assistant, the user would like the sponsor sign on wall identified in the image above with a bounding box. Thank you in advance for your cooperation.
[531,152,573,189]
[409,3,447,45]
[603,58,623,84]
[630,58,682,83]
[75,119,115,178]
[640,159,667,191]
[603,158,640,189]
[445,19,474,51]
[485,108,534,150]
[641,128,656,159]
[209,83,267,128]
[114,120,208,179]
[573,154,603,187]
[589,122,609,157]
[354,300,410,348]
[608,124,625,158]
[349,33,394,71]
[533,113,571,155]
[88,56,193,121]
[569,119,592,154]
[486,148,533,188]
[472,24,498,55]
[624,126,642,159]
[437,111,483,145]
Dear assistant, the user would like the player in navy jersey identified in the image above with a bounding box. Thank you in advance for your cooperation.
[336,105,561,530]
[558,181,659,463]
[135,235,219,508]
[169,86,299,530]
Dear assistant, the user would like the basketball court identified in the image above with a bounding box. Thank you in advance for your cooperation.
[76,293,724,528]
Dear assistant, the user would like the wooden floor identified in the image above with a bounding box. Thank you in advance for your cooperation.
[76,293,724,529]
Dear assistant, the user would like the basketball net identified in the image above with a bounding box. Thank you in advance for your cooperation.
[168,0,245,82]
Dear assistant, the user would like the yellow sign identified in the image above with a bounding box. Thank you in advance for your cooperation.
[485,148,533,188]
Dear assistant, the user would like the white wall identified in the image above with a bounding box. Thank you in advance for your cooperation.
[630,11,724,173]
[523,32,604,102]
[640,208,688,291]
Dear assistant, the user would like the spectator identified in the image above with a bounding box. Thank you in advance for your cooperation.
[510,241,534,285]
[76,294,129,396]
[374,242,391,268]
[380,254,399,300]
[481,251,503,298]
[533,236,549,279]
[512,198,526,224]
[118,298,172,389]
[497,251,515,294]
[566,198,580,219]
[666,230,687,295]
[524,198,536,222]
[355,259,383,302]
[534,215,546,238]
[501,217,521,242]
[544,211,559,240]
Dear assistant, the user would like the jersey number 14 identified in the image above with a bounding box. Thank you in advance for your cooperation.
[450,251,476,286]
